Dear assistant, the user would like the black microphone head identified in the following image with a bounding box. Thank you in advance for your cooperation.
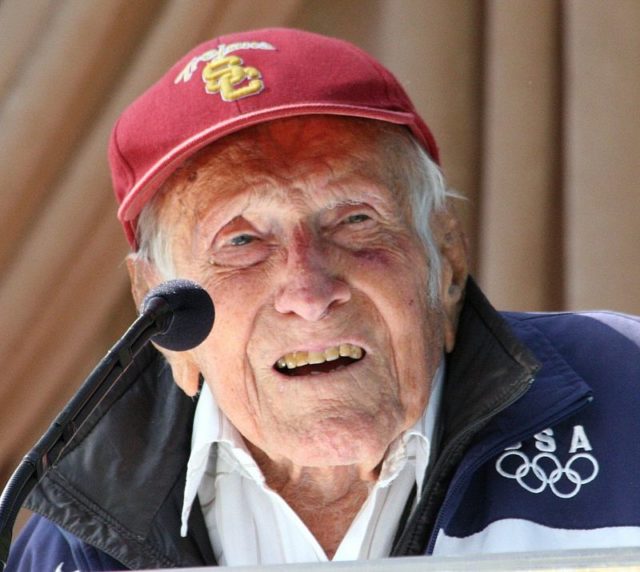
[142,279,215,351]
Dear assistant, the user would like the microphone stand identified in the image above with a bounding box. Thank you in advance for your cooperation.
[0,297,171,570]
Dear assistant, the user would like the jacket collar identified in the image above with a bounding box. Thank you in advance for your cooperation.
[26,345,216,568]
[394,278,594,555]
[392,277,542,554]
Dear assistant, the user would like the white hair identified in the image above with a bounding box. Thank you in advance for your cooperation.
[134,121,459,302]
[398,135,461,300]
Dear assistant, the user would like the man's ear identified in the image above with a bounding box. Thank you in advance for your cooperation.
[432,203,469,353]
[125,255,201,397]
[157,348,202,396]
[126,255,161,309]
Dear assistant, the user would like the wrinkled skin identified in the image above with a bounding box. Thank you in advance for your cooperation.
[128,116,468,555]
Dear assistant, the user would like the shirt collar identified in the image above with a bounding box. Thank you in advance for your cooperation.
[378,363,442,494]
[180,362,443,536]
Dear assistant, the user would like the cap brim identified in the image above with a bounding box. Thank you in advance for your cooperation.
[117,103,424,224]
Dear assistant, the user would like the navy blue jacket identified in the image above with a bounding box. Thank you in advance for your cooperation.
[7,280,640,569]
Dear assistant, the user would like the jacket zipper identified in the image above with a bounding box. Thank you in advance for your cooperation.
[392,373,536,556]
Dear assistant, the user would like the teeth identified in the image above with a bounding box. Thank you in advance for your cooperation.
[339,344,362,359]
[285,354,296,369]
[350,346,363,359]
[294,351,308,367]
[325,346,340,361]
[276,343,364,370]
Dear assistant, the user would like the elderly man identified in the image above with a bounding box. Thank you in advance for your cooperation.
[7,28,640,571]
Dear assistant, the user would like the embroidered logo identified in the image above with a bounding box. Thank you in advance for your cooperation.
[495,425,599,499]
[201,55,263,101]
[174,41,275,102]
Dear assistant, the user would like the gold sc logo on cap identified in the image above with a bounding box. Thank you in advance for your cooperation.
[174,42,274,102]
[202,55,263,101]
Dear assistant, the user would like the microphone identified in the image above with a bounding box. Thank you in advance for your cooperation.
[0,280,215,569]
[141,279,215,351]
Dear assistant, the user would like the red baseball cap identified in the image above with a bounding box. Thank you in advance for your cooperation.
[110,27,439,248]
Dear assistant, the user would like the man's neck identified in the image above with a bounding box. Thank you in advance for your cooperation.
[247,442,379,558]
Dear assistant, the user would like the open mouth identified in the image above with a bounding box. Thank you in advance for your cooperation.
[274,343,366,377]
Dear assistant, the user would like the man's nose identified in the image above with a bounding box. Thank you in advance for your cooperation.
[274,234,351,321]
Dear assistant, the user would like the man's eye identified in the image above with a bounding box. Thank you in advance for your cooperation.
[344,213,370,224]
[229,234,256,246]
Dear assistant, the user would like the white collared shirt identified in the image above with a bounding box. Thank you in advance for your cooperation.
[180,366,443,566]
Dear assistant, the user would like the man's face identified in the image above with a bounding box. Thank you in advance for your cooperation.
[145,117,453,473]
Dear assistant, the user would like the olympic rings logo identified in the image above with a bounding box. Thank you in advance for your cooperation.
[495,450,599,499]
